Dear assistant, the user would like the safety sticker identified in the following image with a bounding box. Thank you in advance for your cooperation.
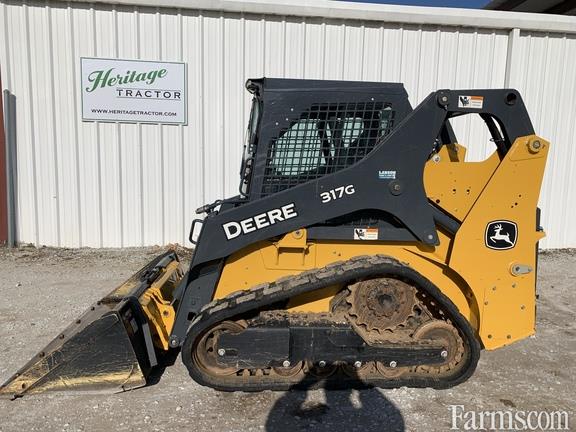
[354,228,379,240]
[458,95,484,109]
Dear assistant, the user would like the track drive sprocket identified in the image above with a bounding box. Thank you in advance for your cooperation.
[346,277,417,332]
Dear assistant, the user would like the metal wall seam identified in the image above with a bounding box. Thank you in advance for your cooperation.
[23,3,40,246]
[0,78,7,246]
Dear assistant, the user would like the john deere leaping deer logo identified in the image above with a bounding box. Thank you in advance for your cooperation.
[485,221,518,250]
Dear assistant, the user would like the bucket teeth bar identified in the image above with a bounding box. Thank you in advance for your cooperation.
[0,251,184,399]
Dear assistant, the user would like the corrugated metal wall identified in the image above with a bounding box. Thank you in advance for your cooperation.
[0,1,574,248]
[507,31,576,248]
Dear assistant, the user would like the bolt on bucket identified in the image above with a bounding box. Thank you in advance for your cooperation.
[0,251,184,399]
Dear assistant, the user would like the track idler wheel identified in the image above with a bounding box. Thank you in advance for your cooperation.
[375,362,411,379]
[413,321,465,375]
[306,361,338,379]
[272,361,304,377]
[193,321,246,376]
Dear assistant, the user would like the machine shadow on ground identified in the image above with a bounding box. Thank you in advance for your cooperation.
[265,371,405,432]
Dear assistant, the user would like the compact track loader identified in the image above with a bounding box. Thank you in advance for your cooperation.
[1,78,549,397]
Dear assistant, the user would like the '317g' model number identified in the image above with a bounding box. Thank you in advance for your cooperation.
[320,184,356,203]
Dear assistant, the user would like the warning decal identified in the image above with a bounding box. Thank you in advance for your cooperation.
[354,228,379,240]
[458,95,484,109]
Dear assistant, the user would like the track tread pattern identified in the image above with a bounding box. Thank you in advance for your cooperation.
[182,255,480,391]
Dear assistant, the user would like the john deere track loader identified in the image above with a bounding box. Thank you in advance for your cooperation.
[1,78,549,397]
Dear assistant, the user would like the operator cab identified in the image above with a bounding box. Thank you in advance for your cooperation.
[240,78,413,200]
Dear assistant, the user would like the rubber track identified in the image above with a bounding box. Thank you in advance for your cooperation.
[182,255,481,391]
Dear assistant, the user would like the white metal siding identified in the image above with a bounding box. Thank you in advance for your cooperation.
[507,31,576,248]
[0,1,574,248]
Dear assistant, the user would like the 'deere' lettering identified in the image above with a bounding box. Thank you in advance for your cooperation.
[222,204,298,240]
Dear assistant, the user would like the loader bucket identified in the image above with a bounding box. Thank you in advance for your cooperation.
[0,251,184,399]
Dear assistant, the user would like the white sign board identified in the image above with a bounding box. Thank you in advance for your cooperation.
[81,58,187,124]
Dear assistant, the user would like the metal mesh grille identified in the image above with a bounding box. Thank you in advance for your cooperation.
[260,101,395,197]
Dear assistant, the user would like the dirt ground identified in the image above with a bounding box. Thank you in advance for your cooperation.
[0,246,574,432]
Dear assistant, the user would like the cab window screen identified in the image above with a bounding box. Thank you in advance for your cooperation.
[261,102,395,197]
[272,119,325,176]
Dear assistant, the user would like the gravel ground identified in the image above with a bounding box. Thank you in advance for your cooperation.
[0,246,574,432]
